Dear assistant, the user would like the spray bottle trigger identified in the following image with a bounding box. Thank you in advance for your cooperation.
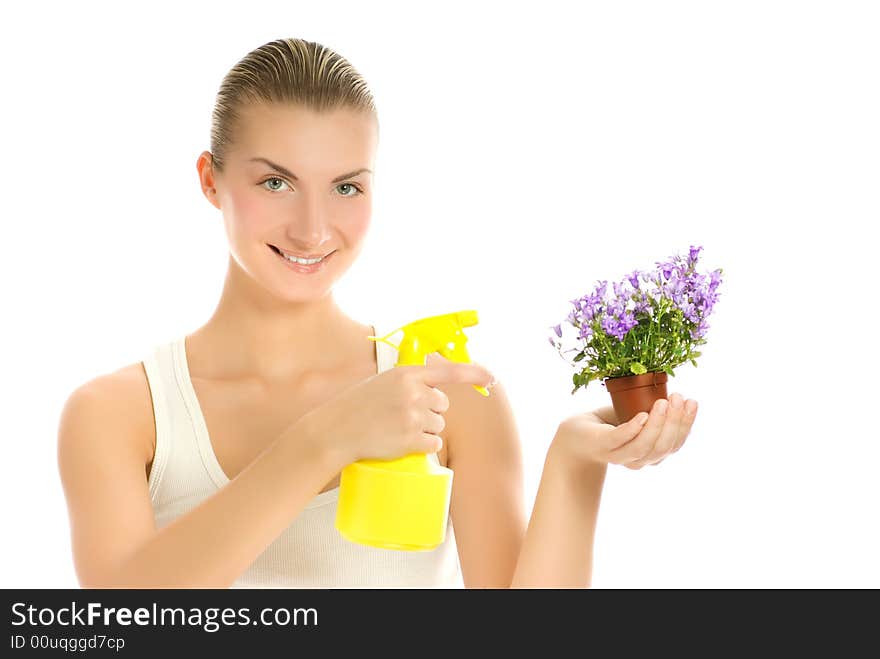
[437,341,489,397]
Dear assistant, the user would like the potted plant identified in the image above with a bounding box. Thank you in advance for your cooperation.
[548,245,723,423]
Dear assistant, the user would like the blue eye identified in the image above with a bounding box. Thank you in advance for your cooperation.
[259,177,363,197]
[336,182,364,197]
[261,176,289,192]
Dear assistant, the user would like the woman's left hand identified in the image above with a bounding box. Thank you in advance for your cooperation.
[552,393,698,470]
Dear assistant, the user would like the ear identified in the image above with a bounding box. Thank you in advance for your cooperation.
[196,150,221,210]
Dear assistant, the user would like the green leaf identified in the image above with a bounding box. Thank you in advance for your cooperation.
[573,351,585,362]
[664,366,675,377]
[630,362,647,375]
[691,359,698,367]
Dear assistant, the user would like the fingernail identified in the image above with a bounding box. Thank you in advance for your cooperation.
[671,396,682,410]
[685,401,697,415]
[657,400,668,415]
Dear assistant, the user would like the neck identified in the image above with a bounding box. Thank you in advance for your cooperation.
[188,254,369,382]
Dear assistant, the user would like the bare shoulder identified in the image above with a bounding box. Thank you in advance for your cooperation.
[434,380,521,468]
[58,361,156,471]
[436,379,525,588]
[57,361,160,587]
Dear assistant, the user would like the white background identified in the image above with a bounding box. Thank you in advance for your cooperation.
[1,0,877,588]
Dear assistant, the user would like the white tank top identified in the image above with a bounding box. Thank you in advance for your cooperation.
[141,326,463,588]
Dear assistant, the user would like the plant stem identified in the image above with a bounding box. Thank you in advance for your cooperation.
[596,322,618,374]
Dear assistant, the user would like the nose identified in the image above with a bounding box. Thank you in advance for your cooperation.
[285,194,333,248]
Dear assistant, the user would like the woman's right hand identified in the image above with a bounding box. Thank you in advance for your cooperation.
[293,353,497,466]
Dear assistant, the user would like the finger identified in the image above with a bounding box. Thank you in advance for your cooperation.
[427,385,450,414]
[638,393,684,466]
[607,398,668,464]
[414,410,446,454]
[423,409,446,436]
[420,354,495,389]
[604,410,650,451]
[419,432,444,453]
[672,399,698,453]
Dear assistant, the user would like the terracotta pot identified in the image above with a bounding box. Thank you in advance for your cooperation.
[603,371,668,424]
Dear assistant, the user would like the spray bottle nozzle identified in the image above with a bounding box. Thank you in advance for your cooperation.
[368,310,489,397]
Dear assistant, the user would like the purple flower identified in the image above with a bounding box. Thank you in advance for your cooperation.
[548,245,723,392]
[680,301,697,323]
[657,261,675,280]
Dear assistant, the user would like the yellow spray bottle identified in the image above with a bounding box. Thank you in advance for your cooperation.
[334,309,490,551]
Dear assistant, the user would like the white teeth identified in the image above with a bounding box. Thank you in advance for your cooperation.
[275,247,325,265]
[285,254,323,265]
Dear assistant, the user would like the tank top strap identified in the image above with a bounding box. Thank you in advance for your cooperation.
[141,341,175,499]
[372,323,399,374]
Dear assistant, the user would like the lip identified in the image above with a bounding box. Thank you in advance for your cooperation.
[271,244,333,260]
[269,244,335,274]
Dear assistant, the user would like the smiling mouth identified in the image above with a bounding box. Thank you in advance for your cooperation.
[268,244,335,263]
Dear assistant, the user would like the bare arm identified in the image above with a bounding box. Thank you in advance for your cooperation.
[510,436,606,588]
[58,375,344,589]
[511,399,695,587]
[447,372,691,589]
[444,377,613,589]
[445,381,526,588]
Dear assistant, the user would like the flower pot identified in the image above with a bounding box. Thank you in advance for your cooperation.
[603,371,668,424]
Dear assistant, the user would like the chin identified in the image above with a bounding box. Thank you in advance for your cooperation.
[272,282,336,304]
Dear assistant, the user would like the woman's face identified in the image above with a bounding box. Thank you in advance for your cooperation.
[200,102,377,303]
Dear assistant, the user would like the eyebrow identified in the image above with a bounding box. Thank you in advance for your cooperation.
[249,157,372,183]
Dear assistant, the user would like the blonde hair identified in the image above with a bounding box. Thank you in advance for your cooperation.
[209,37,379,173]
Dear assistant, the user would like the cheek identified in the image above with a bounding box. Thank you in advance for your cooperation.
[343,208,372,242]
[223,187,274,241]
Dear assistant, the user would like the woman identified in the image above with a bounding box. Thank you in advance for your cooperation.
[57,38,698,589]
